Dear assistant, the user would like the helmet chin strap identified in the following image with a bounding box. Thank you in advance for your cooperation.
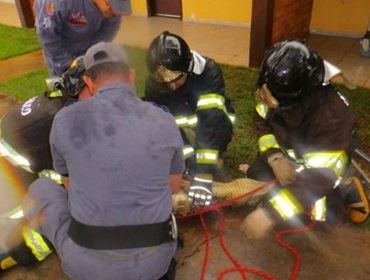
[255,84,279,109]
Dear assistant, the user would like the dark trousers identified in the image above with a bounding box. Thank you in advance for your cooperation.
[158,259,177,280]
[247,156,345,224]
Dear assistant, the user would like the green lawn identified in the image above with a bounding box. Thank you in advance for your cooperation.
[0,24,40,60]
[0,45,369,179]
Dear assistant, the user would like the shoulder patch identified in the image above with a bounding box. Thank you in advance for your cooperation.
[69,11,88,26]
[21,96,38,116]
[44,1,56,16]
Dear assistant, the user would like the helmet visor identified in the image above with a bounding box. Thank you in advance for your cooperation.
[151,65,185,83]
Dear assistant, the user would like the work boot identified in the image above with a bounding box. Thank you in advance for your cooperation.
[341,177,370,223]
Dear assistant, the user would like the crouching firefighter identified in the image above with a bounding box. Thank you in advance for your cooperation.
[0,57,87,271]
[241,40,370,239]
[145,31,235,207]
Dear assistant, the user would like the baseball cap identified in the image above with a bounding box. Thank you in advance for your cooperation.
[110,0,132,16]
[83,42,129,70]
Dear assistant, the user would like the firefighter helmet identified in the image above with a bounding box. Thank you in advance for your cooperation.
[258,40,325,108]
[146,31,193,83]
[61,56,86,97]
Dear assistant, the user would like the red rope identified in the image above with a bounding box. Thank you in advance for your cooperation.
[274,217,316,280]
[199,213,210,280]
[177,180,315,280]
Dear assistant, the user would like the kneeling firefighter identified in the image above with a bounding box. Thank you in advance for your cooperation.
[241,40,370,239]
[0,58,87,271]
[145,32,235,207]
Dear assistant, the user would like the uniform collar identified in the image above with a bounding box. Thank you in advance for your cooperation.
[191,50,206,75]
[96,82,136,97]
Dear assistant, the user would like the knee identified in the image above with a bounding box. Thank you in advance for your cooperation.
[28,178,64,198]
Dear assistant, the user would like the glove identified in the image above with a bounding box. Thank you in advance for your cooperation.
[267,152,298,185]
[187,174,213,207]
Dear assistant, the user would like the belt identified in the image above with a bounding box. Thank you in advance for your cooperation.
[68,214,177,250]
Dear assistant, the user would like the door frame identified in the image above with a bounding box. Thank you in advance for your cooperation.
[146,0,183,19]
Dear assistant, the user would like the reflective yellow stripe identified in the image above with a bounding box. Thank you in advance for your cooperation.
[175,115,198,128]
[311,197,327,221]
[1,256,17,270]
[197,94,226,111]
[38,169,63,185]
[175,115,188,127]
[302,150,348,177]
[258,134,280,152]
[196,149,219,165]
[196,94,234,125]
[256,103,269,119]
[269,188,304,220]
[183,145,195,159]
[1,206,24,219]
[48,90,63,98]
[22,227,52,262]
[0,138,32,173]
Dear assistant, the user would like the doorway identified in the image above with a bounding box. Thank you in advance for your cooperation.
[147,0,182,19]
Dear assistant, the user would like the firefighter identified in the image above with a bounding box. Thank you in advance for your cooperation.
[241,40,370,239]
[145,31,235,207]
[0,58,88,271]
[34,0,131,75]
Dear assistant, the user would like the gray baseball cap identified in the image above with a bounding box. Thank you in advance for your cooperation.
[83,42,129,70]
[111,0,132,16]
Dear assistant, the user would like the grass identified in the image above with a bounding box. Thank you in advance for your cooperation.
[0,24,40,60]
[0,46,369,179]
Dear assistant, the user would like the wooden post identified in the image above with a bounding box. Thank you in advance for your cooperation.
[249,0,274,69]
[15,0,35,28]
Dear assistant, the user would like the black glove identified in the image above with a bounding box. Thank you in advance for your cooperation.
[187,175,213,206]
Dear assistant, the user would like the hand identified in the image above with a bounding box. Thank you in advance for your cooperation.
[267,153,298,185]
[187,175,213,207]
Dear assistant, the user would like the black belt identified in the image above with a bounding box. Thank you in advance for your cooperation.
[68,214,177,250]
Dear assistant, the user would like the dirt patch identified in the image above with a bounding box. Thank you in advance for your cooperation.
[176,207,370,280]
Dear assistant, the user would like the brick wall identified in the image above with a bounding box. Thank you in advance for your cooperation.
[271,0,313,44]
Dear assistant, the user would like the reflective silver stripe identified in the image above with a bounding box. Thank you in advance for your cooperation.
[269,188,304,220]
[311,197,326,221]
[38,169,63,185]
[228,113,236,124]
[175,115,198,128]
[286,149,296,160]
[196,149,219,165]
[183,146,195,159]
[0,138,32,173]
[196,94,234,125]
[258,134,280,152]
[187,115,198,127]
[256,103,269,119]
[197,94,226,111]
[1,206,24,219]
[175,116,188,127]
[22,227,52,261]
[302,150,348,177]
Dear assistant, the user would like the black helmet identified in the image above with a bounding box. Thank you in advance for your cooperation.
[146,31,193,82]
[61,56,86,97]
[258,40,325,108]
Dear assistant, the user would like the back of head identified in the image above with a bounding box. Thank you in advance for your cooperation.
[258,40,325,109]
[83,41,130,81]
[146,31,193,83]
